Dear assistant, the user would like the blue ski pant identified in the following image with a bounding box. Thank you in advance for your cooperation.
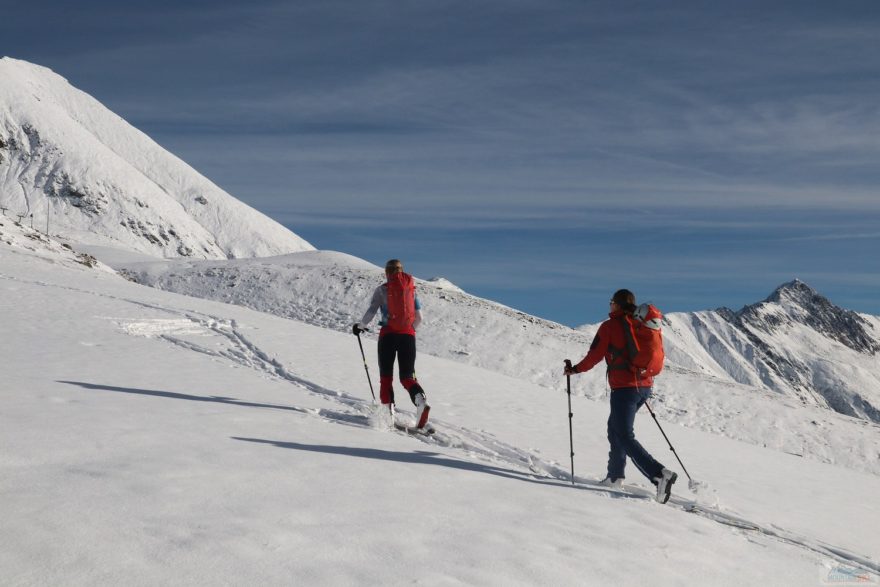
[607,387,664,483]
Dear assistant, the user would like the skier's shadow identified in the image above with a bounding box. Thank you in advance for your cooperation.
[57,380,366,426]
[233,437,571,488]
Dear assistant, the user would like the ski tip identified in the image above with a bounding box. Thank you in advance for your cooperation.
[394,421,435,435]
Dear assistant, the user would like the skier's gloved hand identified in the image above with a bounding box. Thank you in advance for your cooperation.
[352,323,365,335]
[563,360,578,376]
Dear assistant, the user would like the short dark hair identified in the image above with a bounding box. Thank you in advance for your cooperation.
[385,259,403,273]
[612,289,637,314]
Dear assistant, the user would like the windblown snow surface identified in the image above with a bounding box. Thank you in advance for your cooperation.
[2,220,879,586]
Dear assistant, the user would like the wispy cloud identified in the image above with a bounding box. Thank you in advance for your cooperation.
[6,0,880,321]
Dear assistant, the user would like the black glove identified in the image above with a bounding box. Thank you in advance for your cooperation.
[564,360,577,375]
[352,323,364,335]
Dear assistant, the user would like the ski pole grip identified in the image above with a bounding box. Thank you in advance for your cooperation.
[564,359,573,372]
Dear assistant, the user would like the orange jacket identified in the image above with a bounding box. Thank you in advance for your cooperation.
[574,310,654,389]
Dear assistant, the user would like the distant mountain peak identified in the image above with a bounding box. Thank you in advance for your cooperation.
[731,280,879,355]
[766,279,821,307]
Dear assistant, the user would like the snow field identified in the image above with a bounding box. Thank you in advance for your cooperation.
[1,238,878,585]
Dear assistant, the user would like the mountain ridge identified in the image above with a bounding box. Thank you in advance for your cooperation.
[724,278,879,356]
[680,279,880,422]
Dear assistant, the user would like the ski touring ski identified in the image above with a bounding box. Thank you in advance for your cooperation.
[394,421,436,435]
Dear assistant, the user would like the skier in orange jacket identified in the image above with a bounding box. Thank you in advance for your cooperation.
[565,289,677,503]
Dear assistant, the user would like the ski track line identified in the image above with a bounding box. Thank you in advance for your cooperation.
[680,503,879,576]
[6,273,878,577]
[126,303,590,489]
[0,271,375,421]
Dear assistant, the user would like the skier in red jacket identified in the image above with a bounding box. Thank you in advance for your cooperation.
[353,259,430,429]
[565,289,678,503]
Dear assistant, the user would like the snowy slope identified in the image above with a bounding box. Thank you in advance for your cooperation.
[662,281,880,423]
[0,216,114,275]
[110,250,880,477]
[2,224,878,585]
[0,57,314,259]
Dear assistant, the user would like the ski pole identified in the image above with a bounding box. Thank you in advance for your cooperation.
[644,400,692,482]
[564,359,575,485]
[355,329,376,402]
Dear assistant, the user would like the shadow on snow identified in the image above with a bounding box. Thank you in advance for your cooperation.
[232,436,569,486]
[57,380,366,425]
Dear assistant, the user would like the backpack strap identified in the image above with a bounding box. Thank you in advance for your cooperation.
[607,315,639,372]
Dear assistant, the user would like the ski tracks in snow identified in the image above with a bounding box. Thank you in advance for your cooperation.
[112,304,579,487]
[120,310,564,475]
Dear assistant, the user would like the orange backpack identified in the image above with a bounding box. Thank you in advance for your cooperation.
[386,272,416,331]
[628,303,665,376]
[610,304,665,377]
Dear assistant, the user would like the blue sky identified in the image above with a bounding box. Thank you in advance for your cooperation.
[5,1,880,325]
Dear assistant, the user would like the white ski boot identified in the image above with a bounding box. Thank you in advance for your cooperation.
[599,477,624,489]
[654,468,678,504]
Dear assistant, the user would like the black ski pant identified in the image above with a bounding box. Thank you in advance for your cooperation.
[377,332,424,405]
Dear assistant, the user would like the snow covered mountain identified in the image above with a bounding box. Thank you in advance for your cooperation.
[0,57,314,259]
[663,280,880,423]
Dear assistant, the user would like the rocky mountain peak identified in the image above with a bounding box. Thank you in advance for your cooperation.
[732,280,879,355]
[766,279,822,307]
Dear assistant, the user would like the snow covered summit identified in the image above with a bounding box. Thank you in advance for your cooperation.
[0,57,314,259]
[735,279,880,355]
[666,280,880,423]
